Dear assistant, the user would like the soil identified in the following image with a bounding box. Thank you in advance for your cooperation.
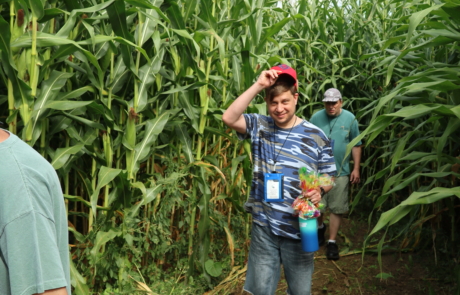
[216,216,457,295]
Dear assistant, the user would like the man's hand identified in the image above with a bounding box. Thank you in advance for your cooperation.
[350,146,361,184]
[222,69,283,134]
[256,69,282,89]
[350,169,360,184]
[303,188,322,205]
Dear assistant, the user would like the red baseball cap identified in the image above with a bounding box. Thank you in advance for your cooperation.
[270,64,297,89]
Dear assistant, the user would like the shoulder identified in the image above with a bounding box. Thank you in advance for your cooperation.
[244,113,271,122]
[16,140,54,170]
[6,136,58,186]
[310,109,325,120]
[241,114,273,137]
[301,119,321,130]
[341,109,357,120]
[244,113,273,127]
[299,120,329,141]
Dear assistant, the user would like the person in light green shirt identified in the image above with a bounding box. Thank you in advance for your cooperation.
[310,88,362,260]
[0,127,71,295]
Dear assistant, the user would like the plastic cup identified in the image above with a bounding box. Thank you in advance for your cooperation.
[299,217,319,252]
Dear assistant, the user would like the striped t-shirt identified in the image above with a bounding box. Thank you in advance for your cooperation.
[238,114,336,239]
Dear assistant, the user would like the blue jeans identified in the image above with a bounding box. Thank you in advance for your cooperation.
[244,223,314,295]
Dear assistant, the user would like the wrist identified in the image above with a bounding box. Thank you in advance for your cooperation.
[254,81,267,91]
[320,187,326,196]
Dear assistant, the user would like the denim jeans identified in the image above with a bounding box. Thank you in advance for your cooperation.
[244,223,314,295]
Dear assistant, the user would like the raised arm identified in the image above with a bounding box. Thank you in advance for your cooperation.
[222,69,281,134]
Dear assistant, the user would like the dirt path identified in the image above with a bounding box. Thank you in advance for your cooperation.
[287,217,452,295]
[219,217,455,295]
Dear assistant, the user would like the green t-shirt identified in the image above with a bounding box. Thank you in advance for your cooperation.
[0,131,71,295]
[310,109,362,176]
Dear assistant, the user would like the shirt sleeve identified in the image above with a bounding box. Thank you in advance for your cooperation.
[350,118,363,146]
[0,211,68,295]
[237,114,257,141]
[318,137,337,176]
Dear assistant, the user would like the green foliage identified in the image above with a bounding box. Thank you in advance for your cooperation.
[205,259,223,277]
[0,0,459,293]
[375,272,393,280]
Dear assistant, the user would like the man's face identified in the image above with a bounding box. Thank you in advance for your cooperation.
[266,90,299,128]
[324,100,343,117]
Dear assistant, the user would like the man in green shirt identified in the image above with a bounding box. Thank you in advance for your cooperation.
[310,88,362,260]
[0,126,71,295]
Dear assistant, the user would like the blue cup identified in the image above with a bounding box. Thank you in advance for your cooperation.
[299,217,319,252]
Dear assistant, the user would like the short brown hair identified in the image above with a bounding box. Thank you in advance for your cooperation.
[265,75,297,101]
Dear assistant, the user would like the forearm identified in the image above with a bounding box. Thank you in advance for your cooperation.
[351,146,361,171]
[318,174,334,193]
[222,82,264,126]
[223,69,281,133]
[322,184,333,194]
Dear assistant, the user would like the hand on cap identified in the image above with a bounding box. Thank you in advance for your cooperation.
[257,70,282,89]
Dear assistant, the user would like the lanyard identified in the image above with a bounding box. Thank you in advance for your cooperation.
[271,117,297,171]
[327,111,341,139]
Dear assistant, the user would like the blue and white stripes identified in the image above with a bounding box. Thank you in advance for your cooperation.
[238,114,336,239]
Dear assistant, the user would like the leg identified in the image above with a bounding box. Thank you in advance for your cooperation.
[280,237,314,295]
[328,212,342,241]
[317,214,326,246]
[325,176,349,240]
[244,223,281,295]
[326,213,342,260]
[325,176,349,260]
[317,193,329,246]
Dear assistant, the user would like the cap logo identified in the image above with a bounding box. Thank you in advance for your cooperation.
[277,64,290,70]
[326,90,333,96]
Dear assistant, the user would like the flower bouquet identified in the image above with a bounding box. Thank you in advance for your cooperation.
[292,167,334,252]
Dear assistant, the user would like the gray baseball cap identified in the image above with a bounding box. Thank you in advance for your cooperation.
[322,88,342,102]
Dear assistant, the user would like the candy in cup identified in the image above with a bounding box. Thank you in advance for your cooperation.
[293,168,334,252]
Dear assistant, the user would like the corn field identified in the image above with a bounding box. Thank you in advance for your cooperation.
[0,0,459,293]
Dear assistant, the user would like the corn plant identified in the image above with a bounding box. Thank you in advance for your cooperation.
[0,0,459,293]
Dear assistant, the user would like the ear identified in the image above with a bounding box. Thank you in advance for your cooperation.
[294,93,299,104]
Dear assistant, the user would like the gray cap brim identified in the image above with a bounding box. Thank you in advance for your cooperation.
[322,97,341,102]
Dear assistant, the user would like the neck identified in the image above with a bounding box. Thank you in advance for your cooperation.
[0,129,10,143]
[328,108,342,118]
[275,115,299,128]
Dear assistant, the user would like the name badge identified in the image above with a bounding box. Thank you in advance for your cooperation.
[264,172,284,202]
